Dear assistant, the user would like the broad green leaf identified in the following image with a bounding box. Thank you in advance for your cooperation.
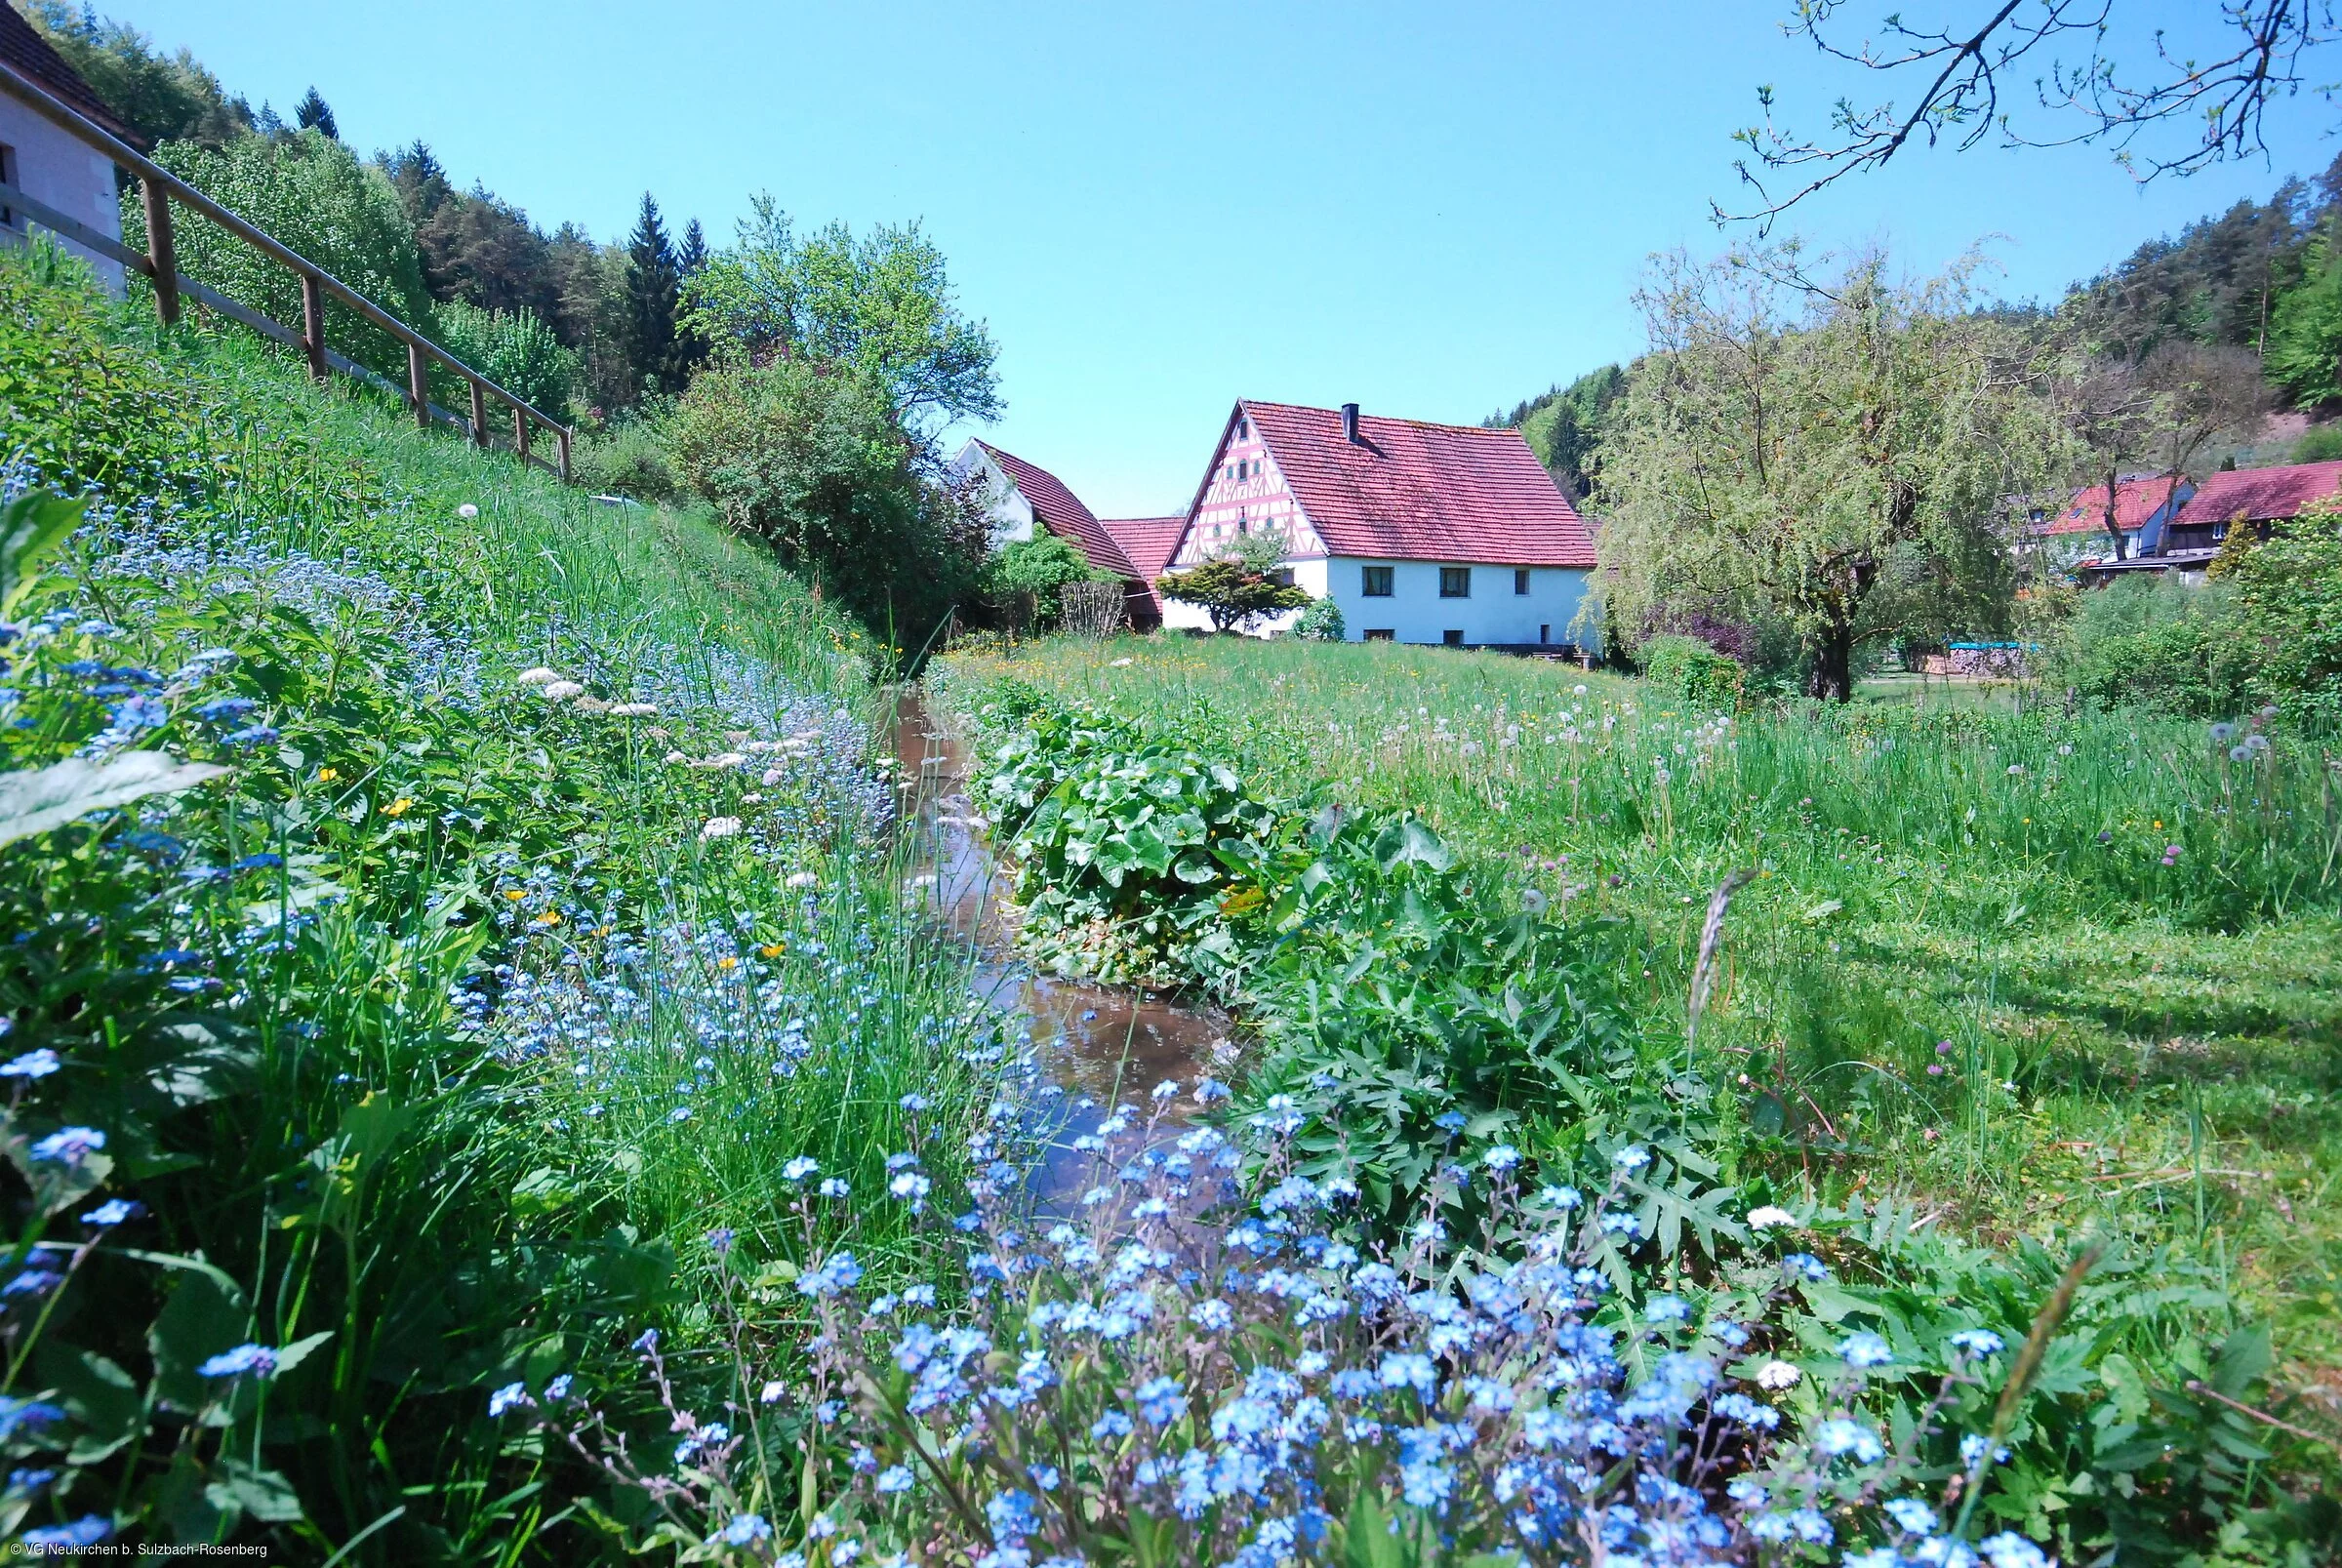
[0,491,86,617]
[0,752,232,851]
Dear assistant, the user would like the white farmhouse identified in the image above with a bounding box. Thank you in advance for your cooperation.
[1159,400,1599,650]
[0,5,135,295]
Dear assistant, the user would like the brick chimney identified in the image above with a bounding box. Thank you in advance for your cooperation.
[1341,403,1363,445]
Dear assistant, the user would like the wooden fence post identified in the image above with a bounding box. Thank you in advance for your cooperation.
[140,179,178,326]
[300,273,328,382]
[513,406,531,464]
[556,426,572,485]
[469,381,489,448]
[406,342,429,429]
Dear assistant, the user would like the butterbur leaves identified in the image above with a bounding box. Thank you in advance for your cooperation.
[0,752,232,852]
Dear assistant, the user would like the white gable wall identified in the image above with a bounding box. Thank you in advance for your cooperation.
[948,442,1037,550]
[0,100,126,295]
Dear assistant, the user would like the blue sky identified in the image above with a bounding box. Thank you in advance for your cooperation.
[126,1,2336,516]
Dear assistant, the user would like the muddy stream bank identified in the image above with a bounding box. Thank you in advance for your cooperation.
[888,692,1236,1195]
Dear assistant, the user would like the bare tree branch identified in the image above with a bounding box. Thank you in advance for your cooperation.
[1718,1,2342,229]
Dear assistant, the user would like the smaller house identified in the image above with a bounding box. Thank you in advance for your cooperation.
[2029,474,2192,569]
[0,4,137,294]
[1098,516,1185,623]
[949,440,1159,628]
[2160,460,2342,556]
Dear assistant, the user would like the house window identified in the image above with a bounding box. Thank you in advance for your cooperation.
[1442,629,1465,647]
[0,145,14,229]
[1514,569,1530,595]
[1439,567,1471,598]
[1540,623,1551,644]
[1272,568,1295,587]
[2212,521,2230,541]
[1363,628,1394,641]
[1360,565,1393,597]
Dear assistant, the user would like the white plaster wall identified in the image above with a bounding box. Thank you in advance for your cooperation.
[948,443,1036,550]
[0,101,125,295]
[1325,559,1594,648]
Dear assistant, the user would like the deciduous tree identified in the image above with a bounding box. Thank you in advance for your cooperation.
[1598,246,2063,700]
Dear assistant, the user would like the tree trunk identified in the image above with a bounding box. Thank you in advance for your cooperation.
[1805,626,1855,702]
[2104,464,2124,561]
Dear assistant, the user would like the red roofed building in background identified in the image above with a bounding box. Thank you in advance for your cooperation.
[2030,474,2193,568]
[949,440,1160,628]
[0,2,139,294]
[1097,516,1186,623]
[1160,400,1598,648]
[2165,460,2342,551]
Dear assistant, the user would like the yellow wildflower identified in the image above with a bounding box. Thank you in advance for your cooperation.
[317,767,340,783]
[717,954,739,971]
[759,944,786,958]
[535,910,561,926]
[383,797,413,818]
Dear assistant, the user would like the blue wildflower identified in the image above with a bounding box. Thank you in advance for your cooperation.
[1839,1331,1894,1368]
[0,1049,61,1079]
[29,1126,103,1165]
[1951,1328,2005,1356]
[20,1516,110,1550]
[197,1344,278,1380]
[1135,1376,1185,1426]
[488,1382,530,1417]
[720,1514,772,1547]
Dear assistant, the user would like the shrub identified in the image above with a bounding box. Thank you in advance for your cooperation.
[2290,422,2342,462]
[572,413,685,503]
[2039,576,2252,716]
[982,532,1108,630]
[431,300,580,418]
[1639,633,1746,708]
[1156,559,1309,634]
[2222,508,2342,722]
[665,358,984,663]
[1291,594,1345,641]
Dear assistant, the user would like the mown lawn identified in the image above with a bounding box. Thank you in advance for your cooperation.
[941,634,2342,1405]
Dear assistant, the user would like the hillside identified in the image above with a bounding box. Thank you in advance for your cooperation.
[0,249,992,1557]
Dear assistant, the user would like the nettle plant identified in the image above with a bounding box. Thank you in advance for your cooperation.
[498,1088,2050,1568]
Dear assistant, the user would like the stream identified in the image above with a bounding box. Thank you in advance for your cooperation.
[888,692,1238,1197]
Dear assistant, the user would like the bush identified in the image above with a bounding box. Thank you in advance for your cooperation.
[1639,632,1746,708]
[665,358,984,663]
[2222,508,2342,722]
[571,413,684,503]
[431,300,580,418]
[2290,422,2342,462]
[1291,595,1345,641]
[981,532,1107,630]
[2040,576,2252,716]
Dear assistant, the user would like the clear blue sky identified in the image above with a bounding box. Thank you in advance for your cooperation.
[123,0,2337,517]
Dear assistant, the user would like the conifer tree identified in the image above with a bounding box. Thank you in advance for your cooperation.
[619,193,681,404]
[293,85,338,140]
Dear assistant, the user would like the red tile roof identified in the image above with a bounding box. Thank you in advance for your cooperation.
[1099,516,1186,583]
[1211,401,1595,568]
[2175,461,2342,526]
[2038,475,2187,536]
[0,3,137,144]
[973,442,1139,581]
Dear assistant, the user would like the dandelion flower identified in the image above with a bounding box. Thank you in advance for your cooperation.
[457,503,479,519]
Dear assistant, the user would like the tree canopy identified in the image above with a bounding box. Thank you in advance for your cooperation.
[1598,247,2064,700]
[682,196,1002,436]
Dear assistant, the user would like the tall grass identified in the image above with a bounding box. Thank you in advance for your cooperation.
[939,635,2342,1376]
[0,258,992,1559]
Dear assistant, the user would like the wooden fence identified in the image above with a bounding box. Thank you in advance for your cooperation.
[0,60,572,480]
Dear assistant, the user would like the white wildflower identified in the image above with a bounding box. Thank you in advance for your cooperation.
[457,503,479,519]
[515,667,560,686]
[787,871,820,889]
[1756,1359,1801,1389]
[541,681,586,703]
[701,817,743,840]
[1746,1205,1797,1231]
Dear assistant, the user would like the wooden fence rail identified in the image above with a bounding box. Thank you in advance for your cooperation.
[0,60,573,481]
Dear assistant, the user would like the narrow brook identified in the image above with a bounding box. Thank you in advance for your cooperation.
[888,691,1239,1198]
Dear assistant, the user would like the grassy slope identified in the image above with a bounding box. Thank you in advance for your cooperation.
[2,260,990,1558]
[942,636,2342,1400]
